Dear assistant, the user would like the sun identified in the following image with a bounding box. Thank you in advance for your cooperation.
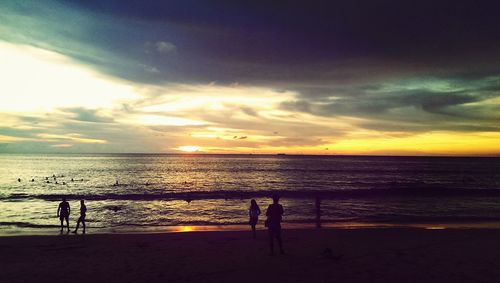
[175,146,201,152]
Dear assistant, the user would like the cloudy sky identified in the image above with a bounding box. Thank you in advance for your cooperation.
[1,0,500,155]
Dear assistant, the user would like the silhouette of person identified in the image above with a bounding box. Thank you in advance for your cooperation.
[249,199,261,239]
[266,195,284,255]
[57,197,71,232]
[73,200,87,234]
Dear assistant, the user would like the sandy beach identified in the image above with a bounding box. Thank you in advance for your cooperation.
[1,227,500,282]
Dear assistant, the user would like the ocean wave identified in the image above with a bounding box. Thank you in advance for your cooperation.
[0,222,60,228]
[2,186,500,202]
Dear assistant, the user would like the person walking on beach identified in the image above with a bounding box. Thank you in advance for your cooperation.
[73,199,87,234]
[57,197,71,232]
[266,195,284,255]
[249,199,261,239]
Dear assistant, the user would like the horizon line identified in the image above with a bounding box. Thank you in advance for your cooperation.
[1,152,499,158]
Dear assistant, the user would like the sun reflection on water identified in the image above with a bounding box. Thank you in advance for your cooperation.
[178,226,195,232]
[425,226,446,230]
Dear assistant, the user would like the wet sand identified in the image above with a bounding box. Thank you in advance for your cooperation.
[1,228,500,282]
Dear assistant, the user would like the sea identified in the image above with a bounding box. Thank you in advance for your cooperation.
[1,154,500,235]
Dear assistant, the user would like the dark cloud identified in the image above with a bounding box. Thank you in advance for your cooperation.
[3,0,500,87]
[240,107,258,117]
[358,121,500,133]
[282,75,500,133]
[0,127,39,138]
[61,108,114,123]
[232,136,247,140]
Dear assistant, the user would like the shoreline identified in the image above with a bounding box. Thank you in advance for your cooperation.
[4,220,500,237]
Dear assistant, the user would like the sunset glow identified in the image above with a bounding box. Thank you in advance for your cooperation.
[2,2,500,281]
[175,146,201,153]
[1,1,500,156]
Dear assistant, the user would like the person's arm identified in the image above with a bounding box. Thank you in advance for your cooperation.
[257,208,261,215]
[280,205,284,216]
[57,204,60,217]
[68,203,71,215]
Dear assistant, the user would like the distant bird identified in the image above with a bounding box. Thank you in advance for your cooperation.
[55,181,58,184]
[31,179,34,182]
[17,178,21,182]
[71,178,74,182]
[46,181,50,183]
[62,182,66,185]
[45,177,48,180]
[53,174,56,177]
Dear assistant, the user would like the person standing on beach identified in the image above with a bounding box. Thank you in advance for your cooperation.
[266,195,284,255]
[73,199,87,234]
[249,199,261,239]
[57,197,70,232]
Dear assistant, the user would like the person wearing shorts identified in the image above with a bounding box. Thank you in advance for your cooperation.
[57,197,71,232]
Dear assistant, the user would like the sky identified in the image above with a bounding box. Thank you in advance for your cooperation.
[1,0,500,155]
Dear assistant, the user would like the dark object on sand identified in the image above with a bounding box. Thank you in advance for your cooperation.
[320,248,343,260]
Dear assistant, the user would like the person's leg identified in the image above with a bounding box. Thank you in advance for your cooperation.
[268,229,274,255]
[65,216,70,231]
[251,224,256,238]
[82,217,86,234]
[60,217,64,231]
[74,217,80,233]
[276,229,284,254]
